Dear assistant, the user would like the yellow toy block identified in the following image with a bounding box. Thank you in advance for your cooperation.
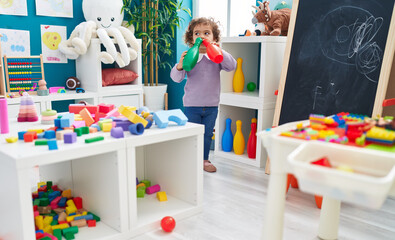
[102,122,113,132]
[62,189,72,199]
[66,214,82,222]
[43,216,53,226]
[35,215,44,230]
[43,225,53,234]
[51,223,69,230]
[5,137,18,143]
[37,182,46,189]
[119,105,148,127]
[156,191,167,202]
[27,129,44,133]
[98,119,112,129]
[66,199,77,215]
[79,108,95,126]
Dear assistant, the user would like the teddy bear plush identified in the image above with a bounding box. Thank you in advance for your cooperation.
[251,1,291,36]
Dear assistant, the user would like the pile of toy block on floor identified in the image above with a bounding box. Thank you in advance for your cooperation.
[6,102,189,150]
[136,178,167,202]
[33,181,100,240]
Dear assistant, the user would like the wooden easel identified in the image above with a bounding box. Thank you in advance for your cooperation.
[266,0,395,174]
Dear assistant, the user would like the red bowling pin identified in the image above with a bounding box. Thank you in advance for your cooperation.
[247,118,257,159]
[202,39,223,63]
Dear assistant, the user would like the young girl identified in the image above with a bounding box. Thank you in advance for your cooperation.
[170,17,236,173]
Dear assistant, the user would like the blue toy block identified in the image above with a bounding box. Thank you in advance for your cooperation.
[18,131,27,140]
[54,118,61,128]
[58,197,67,207]
[74,214,93,221]
[60,113,74,128]
[44,130,56,139]
[69,212,76,216]
[145,119,153,129]
[153,109,188,128]
[37,132,45,139]
[91,124,101,131]
[47,140,58,150]
[48,191,61,202]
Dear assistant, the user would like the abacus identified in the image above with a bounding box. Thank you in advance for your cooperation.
[3,55,45,95]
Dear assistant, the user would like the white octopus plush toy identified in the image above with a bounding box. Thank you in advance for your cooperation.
[59,0,138,68]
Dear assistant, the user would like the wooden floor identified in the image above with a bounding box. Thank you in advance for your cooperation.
[133,153,395,240]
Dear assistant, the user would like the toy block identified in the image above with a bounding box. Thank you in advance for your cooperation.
[24,131,37,142]
[44,216,54,226]
[66,214,81,222]
[73,197,83,209]
[53,229,62,240]
[44,130,56,139]
[36,232,44,239]
[90,124,101,131]
[81,126,90,135]
[47,140,58,150]
[136,177,139,185]
[62,189,72,199]
[66,199,77,213]
[98,119,112,129]
[59,113,75,128]
[74,128,83,136]
[72,120,86,129]
[51,223,70,231]
[111,127,124,138]
[64,132,77,144]
[89,127,98,133]
[18,131,27,140]
[36,215,44,229]
[95,112,107,122]
[5,137,18,143]
[42,233,57,240]
[153,109,188,128]
[58,212,67,222]
[145,119,153,129]
[146,184,160,194]
[113,118,132,131]
[38,206,51,214]
[56,130,73,140]
[28,129,44,134]
[34,210,39,217]
[137,187,146,198]
[37,132,45,138]
[70,219,87,227]
[79,108,94,126]
[39,236,52,240]
[140,180,151,188]
[87,212,100,222]
[74,214,94,221]
[48,191,61,202]
[156,191,168,201]
[39,198,50,206]
[104,108,120,119]
[85,136,104,143]
[98,103,115,113]
[136,183,145,189]
[129,123,145,135]
[102,122,113,132]
[68,104,99,114]
[87,219,96,227]
[62,226,79,237]
[118,105,147,127]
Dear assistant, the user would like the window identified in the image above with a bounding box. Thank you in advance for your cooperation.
[194,0,257,37]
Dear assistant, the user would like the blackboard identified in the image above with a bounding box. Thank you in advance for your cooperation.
[274,0,395,125]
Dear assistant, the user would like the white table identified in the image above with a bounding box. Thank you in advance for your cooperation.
[258,121,395,240]
[0,120,204,240]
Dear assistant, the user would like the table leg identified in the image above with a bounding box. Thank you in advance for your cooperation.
[318,196,341,240]
[261,172,287,240]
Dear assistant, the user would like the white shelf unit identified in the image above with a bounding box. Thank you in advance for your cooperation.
[215,36,286,168]
[0,120,203,240]
[76,38,143,108]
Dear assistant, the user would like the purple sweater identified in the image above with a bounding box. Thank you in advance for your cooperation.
[170,50,236,107]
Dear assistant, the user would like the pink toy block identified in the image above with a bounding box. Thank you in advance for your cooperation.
[79,108,95,126]
[98,103,115,113]
[73,121,86,128]
[146,184,161,194]
[104,108,121,119]
[0,98,9,134]
[49,87,65,93]
[69,104,99,114]
[34,210,40,217]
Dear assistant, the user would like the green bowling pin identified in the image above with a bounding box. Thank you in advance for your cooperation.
[183,37,203,71]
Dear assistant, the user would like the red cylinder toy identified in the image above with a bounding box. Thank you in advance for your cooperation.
[202,39,223,63]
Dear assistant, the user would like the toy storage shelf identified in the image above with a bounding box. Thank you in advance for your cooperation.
[215,36,286,168]
[0,120,204,240]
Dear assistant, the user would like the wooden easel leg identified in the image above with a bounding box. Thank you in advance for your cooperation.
[265,157,271,174]
[164,93,168,110]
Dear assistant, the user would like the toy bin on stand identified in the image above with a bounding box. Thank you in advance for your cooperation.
[287,141,395,209]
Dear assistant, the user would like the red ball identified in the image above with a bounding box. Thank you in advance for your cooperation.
[161,216,176,232]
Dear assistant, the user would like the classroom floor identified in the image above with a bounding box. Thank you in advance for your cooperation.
[133,152,395,240]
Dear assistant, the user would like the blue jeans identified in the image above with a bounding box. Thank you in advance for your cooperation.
[184,107,218,160]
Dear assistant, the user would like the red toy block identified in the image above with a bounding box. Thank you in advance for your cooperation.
[69,105,99,114]
[33,205,38,211]
[87,219,96,227]
[24,131,37,142]
[38,186,47,192]
[46,127,58,132]
[315,195,323,209]
[94,112,106,122]
[73,197,83,209]
[98,103,115,114]
[36,232,44,239]
[51,185,60,191]
[32,193,39,199]
[58,220,67,225]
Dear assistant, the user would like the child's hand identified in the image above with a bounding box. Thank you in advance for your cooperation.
[176,51,188,71]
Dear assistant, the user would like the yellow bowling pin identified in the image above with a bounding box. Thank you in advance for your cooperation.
[233,58,245,93]
[233,120,245,155]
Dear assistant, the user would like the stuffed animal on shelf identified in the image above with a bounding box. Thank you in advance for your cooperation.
[251,1,291,36]
[58,0,139,68]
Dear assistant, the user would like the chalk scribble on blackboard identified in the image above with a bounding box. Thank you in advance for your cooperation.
[320,6,383,82]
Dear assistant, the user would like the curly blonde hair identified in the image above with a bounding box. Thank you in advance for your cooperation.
[184,17,221,47]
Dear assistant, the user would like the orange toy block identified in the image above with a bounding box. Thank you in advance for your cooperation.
[79,108,95,126]
[56,130,73,140]
[118,105,147,127]
[24,131,38,142]
[156,191,168,201]
[69,104,98,114]
[62,189,72,199]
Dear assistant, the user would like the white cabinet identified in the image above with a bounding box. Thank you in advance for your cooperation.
[215,36,286,168]
[76,38,143,108]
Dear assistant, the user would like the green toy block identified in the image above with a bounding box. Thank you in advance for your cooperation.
[74,128,83,136]
[62,226,78,236]
[137,186,146,198]
[64,232,75,240]
[81,126,90,135]
[85,136,104,144]
[39,198,50,206]
[51,219,58,226]
[88,212,101,222]
[40,237,52,240]
[46,181,52,189]
[140,180,151,188]
[33,199,40,206]
[35,140,48,146]
[53,229,62,240]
